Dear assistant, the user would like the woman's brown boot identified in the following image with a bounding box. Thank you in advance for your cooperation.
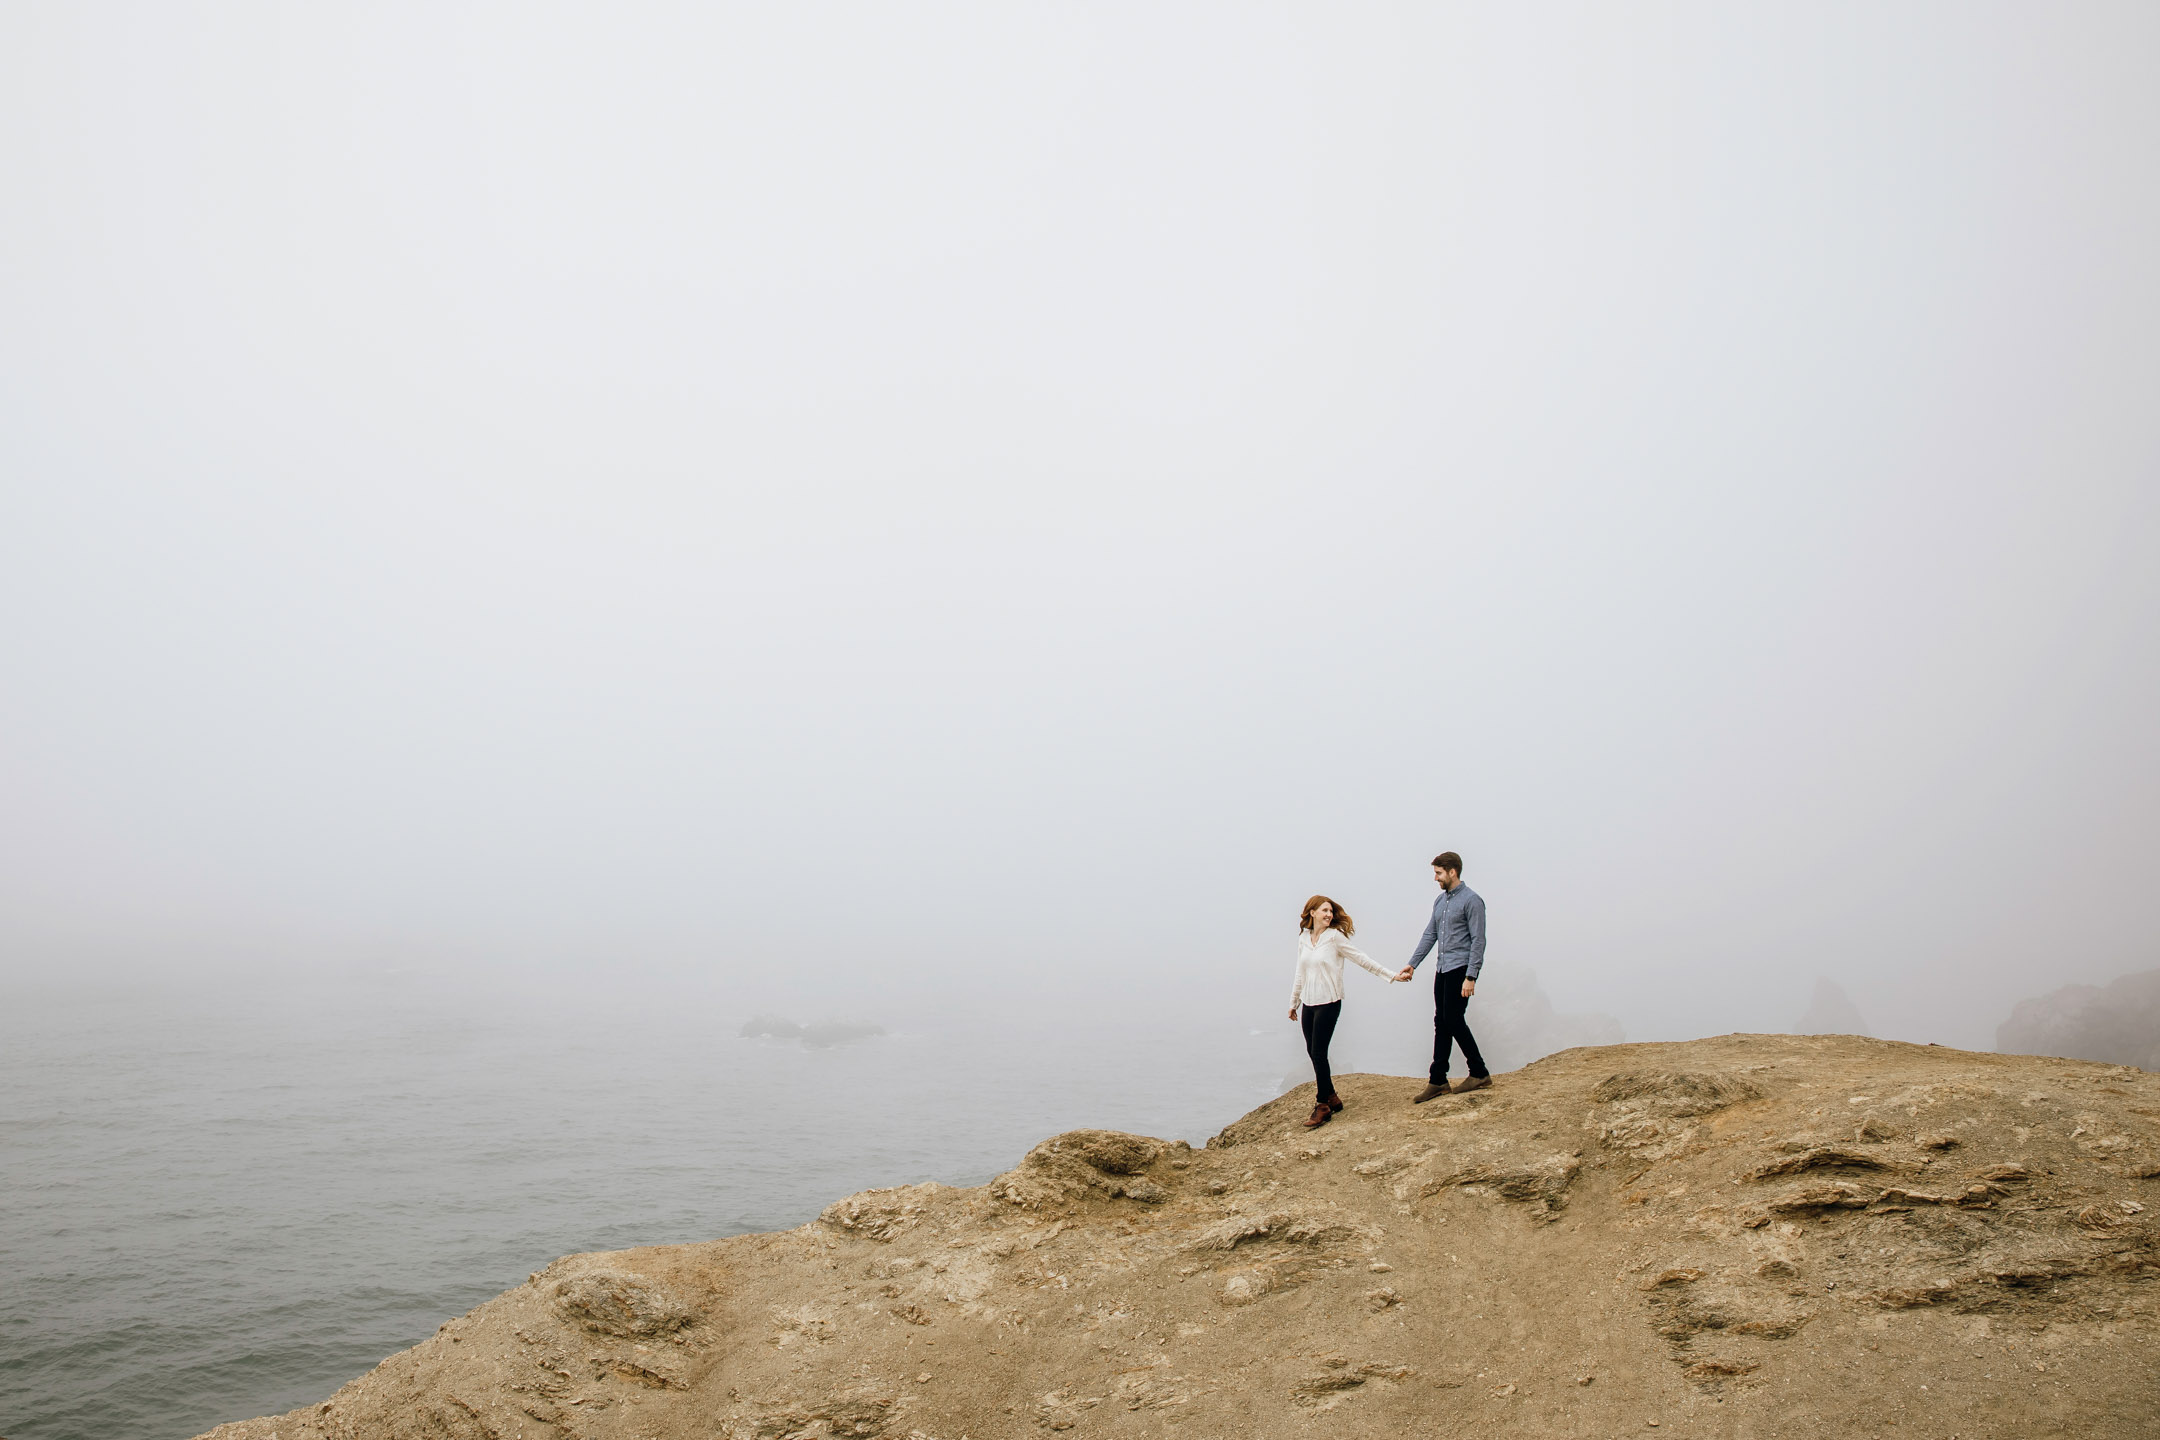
[1303,1103,1333,1128]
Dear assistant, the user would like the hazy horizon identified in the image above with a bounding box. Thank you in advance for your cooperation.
[5,3,2158,1056]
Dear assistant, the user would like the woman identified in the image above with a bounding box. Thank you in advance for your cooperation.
[1289,895,1400,1129]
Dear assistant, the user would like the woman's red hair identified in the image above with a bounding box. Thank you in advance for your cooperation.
[1299,895,1353,936]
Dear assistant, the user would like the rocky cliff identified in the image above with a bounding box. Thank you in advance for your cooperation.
[197,1035,2160,1440]
[1999,969,2160,1071]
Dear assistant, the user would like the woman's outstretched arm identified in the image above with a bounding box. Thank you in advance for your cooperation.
[1339,939,1399,983]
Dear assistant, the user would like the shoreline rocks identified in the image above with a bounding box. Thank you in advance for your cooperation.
[196,1035,2160,1440]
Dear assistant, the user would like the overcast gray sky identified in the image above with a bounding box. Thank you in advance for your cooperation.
[3,3,2156,1050]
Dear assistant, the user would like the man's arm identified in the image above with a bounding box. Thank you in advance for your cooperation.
[1396,903,1440,983]
[1407,903,1440,972]
[1464,892,1487,980]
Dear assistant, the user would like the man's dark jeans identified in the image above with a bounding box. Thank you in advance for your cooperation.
[1430,967,1488,1084]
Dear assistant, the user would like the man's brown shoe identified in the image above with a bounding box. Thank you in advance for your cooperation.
[1452,1074,1492,1094]
[1412,1083,1450,1104]
[1303,1103,1333,1128]
[1326,1093,1345,1113]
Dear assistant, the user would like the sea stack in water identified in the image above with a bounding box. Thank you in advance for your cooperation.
[1793,977,1871,1037]
[196,1035,2160,1440]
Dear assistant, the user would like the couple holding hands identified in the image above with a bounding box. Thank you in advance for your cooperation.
[1288,851,1488,1129]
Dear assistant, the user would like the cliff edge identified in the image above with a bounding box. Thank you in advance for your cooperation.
[196,1035,2160,1439]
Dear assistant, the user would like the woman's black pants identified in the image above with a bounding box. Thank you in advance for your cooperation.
[1300,1000,1342,1101]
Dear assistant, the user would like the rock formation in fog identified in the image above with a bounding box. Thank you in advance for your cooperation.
[1794,977,1870,1036]
[1466,965,1626,1072]
[1997,969,2160,1070]
[198,1034,2160,1440]
[739,1015,888,1049]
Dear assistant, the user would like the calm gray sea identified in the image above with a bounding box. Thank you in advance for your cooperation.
[0,976,1316,1440]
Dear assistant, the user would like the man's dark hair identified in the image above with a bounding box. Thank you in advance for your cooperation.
[1432,851,1463,874]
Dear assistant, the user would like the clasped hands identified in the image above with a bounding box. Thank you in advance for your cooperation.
[1292,969,1474,1018]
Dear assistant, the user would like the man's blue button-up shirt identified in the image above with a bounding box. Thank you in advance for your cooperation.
[1408,882,1486,979]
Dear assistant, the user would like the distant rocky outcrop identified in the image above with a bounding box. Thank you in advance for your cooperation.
[1470,965,1626,1073]
[1997,969,2160,1070]
[198,1034,2160,1440]
[1794,977,1870,1036]
[739,1014,887,1048]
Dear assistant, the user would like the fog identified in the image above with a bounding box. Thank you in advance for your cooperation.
[4,3,2157,1055]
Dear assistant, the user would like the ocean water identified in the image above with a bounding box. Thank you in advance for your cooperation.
[0,976,1323,1440]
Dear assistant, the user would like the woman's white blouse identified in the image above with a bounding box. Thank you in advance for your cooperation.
[1291,927,1393,1008]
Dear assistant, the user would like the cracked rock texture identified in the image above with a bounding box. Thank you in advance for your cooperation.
[195,1035,2160,1440]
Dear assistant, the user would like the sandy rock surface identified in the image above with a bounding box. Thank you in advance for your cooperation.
[196,1035,2160,1439]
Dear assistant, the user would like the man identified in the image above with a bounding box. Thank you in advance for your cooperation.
[1396,851,1490,1102]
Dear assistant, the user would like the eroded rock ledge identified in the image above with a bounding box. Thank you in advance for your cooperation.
[197,1035,2160,1440]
